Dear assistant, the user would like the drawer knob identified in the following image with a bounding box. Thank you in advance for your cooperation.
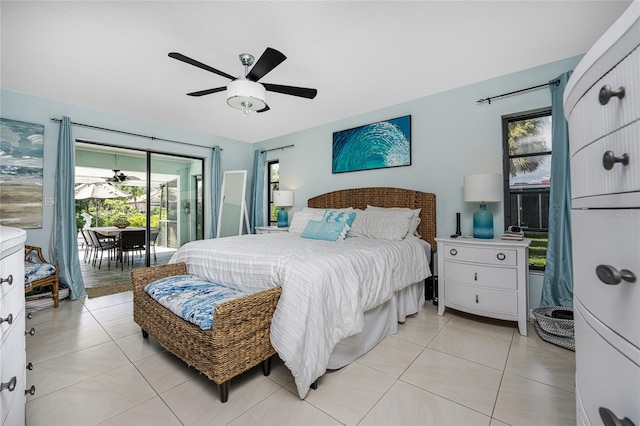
[26,327,36,336]
[26,362,33,371]
[596,264,636,285]
[602,151,629,170]
[0,313,13,325]
[598,85,626,105]
[0,377,17,393]
[450,249,458,256]
[25,385,36,396]
[1,274,13,286]
[599,407,635,426]
[497,252,506,261]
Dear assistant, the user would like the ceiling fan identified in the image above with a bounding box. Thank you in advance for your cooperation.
[105,170,140,183]
[169,47,317,116]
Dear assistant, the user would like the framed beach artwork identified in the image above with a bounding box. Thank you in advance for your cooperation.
[0,118,44,229]
[332,115,411,174]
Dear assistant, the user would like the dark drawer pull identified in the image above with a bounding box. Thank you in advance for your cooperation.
[603,151,629,170]
[1,275,13,286]
[596,264,636,285]
[26,362,33,371]
[0,313,13,325]
[25,385,36,396]
[599,407,635,426]
[599,85,626,105]
[26,327,36,336]
[0,377,17,393]
[497,252,506,261]
[450,248,457,256]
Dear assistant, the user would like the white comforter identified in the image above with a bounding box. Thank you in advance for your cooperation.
[169,232,431,398]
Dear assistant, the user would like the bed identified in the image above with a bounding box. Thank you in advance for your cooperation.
[169,187,436,398]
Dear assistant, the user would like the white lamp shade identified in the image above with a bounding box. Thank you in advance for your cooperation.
[273,190,293,207]
[463,174,503,203]
[227,79,267,111]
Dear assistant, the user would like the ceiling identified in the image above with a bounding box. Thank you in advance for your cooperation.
[1,1,632,144]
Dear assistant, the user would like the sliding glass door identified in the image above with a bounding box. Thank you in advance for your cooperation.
[75,142,204,285]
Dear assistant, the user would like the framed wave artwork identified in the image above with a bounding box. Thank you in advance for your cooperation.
[332,115,411,174]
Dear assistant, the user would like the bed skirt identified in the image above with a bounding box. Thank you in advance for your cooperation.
[327,280,425,369]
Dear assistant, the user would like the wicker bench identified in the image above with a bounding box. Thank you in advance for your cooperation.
[131,262,281,403]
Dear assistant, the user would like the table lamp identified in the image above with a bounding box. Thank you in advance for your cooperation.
[463,174,503,239]
[273,190,293,227]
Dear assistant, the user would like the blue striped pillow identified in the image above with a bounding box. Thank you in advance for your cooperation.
[323,210,356,227]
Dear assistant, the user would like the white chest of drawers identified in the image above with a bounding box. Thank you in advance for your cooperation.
[436,237,531,336]
[564,2,640,425]
[0,226,27,426]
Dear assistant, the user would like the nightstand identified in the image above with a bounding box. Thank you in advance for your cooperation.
[435,237,531,336]
[255,226,289,234]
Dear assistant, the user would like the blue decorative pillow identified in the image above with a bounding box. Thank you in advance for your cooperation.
[301,220,349,241]
[323,210,356,227]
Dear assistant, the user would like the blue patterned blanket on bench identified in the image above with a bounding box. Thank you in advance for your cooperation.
[145,275,248,330]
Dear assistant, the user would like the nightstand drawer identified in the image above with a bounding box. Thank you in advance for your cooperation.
[444,281,518,315]
[443,244,517,266]
[443,261,517,290]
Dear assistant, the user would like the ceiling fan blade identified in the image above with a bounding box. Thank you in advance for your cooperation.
[186,87,227,97]
[263,83,317,99]
[246,47,286,82]
[257,105,270,113]
[168,52,236,81]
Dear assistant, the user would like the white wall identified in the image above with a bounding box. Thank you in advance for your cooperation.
[0,89,253,255]
[256,55,582,310]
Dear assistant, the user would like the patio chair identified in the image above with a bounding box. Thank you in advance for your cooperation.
[24,245,59,308]
[87,230,116,270]
[117,230,146,270]
[79,229,94,263]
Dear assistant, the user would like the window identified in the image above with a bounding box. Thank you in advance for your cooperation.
[502,109,551,270]
[267,160,280,226]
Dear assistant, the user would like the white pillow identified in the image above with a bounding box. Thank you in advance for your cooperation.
[348,209,414,240]
[288,209,325,233]
[366,205,422,237]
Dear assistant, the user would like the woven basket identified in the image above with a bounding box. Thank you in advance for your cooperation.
[532,306,575,351]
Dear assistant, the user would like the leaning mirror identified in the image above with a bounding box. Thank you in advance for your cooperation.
[217,170,250,238]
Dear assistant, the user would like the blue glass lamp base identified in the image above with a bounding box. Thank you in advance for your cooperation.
[473,204,494,239]
[277,207,288,228]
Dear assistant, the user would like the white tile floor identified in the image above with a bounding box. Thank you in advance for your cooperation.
[26,294,576,425]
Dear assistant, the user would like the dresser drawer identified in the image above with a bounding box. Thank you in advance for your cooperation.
[571,120,640,207]
[443,244,517,266]
[443,281,518,315]
[572,209,640,349]
[0,250,23,300]
[0,309,25,425]
[568,46,640,156]
[443,261,517,290]
[575,305,639,426]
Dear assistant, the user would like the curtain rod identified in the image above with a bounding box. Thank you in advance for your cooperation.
[261,144,294,153]
[476,79,560,104]
[50,118,219,149]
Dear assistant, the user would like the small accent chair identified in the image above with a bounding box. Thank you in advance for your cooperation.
[24,245,60,308]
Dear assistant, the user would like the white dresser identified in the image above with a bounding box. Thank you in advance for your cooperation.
[564,2,640,425]
[436,237,531,336]
[0,226,27,426]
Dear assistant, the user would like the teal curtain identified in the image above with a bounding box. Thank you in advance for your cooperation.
[53,117,86,299]
[250,149,267,233]
[540,71,574,308]
[209,145,222,239]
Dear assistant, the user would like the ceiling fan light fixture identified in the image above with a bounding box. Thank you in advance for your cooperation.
[227,79,266,116]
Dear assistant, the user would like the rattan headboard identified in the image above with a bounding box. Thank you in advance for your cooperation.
[307,187,437,250]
